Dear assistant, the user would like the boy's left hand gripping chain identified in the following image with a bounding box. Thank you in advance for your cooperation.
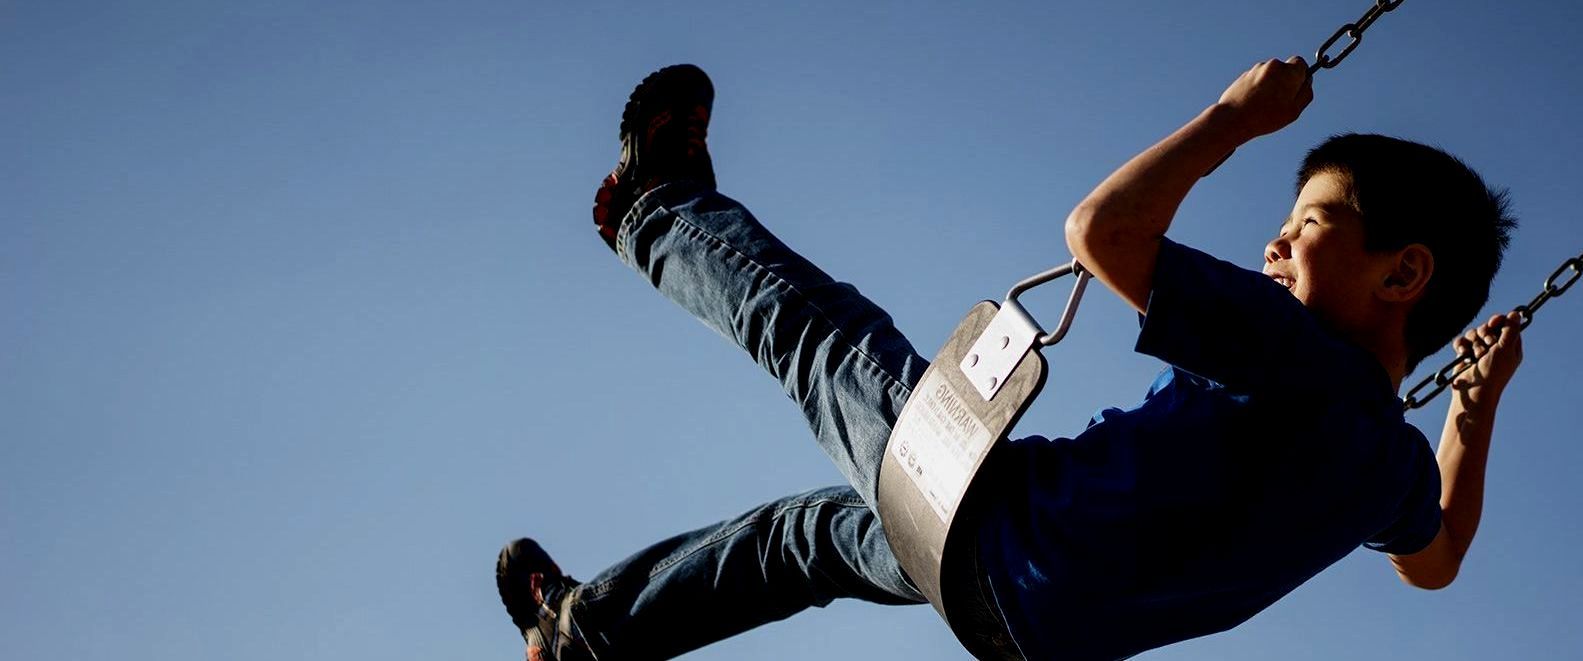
[1403,251,1582,410]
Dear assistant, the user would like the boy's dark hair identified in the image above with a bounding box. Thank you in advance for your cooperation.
[1297,133,1517,373]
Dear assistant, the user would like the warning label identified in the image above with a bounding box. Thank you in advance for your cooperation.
[888,370,995,523]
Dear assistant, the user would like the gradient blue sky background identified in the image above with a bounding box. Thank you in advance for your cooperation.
[5,1,1582,659]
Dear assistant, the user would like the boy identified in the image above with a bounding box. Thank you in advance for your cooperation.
[498,59,1521,660]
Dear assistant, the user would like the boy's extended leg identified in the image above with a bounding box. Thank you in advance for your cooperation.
[499,64,933,660]
[501,487,923,660]
[615,182,930,507]
[587,63,928,507]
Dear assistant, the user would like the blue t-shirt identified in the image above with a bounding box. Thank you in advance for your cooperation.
[979,239,1442,661]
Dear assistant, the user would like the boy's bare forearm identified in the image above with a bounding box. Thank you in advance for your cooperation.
[1389,314,1520,589]
[1432,314,1522,561]
[1071,104,1247,236]
[1385,389,1498,589]
[1064,105,1249,311]
[1065,57,1313,313]
[1436,390,1499,559]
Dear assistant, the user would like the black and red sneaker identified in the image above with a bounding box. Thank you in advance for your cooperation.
[497,538,593,661]
[591,64,716,251]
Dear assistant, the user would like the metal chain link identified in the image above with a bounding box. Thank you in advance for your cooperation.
[1309,0,1405,74]
[1202,1,1405,177]
[1403,252,1583,410]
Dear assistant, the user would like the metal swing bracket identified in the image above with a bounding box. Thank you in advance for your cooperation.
[959,261,1093,401]
[876,260,1091,660]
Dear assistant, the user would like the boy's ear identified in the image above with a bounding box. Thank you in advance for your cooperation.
[1380,243,1433,303]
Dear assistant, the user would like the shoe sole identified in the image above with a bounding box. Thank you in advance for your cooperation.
[618,64,714,143]
[593,64,715,250]
[497,538,557,634]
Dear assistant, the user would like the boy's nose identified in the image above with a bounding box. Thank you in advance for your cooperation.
[1264,235,1291,264]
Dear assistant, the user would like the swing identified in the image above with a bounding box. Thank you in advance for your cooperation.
[877,263,1090,658]
[874,1,1583,657]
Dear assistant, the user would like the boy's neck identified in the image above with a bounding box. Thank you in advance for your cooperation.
[1347,324,1410,394]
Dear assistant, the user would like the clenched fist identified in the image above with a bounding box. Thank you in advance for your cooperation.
[1451,311,1525,404]
[1217,57,1315,140]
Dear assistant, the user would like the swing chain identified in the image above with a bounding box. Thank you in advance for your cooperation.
[1311,0,1405,74]
[1402,251,1583,410]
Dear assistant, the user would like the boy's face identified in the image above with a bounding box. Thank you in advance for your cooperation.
[1264,171,1394,330]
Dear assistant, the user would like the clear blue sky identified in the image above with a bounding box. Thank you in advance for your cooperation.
[4,1,1582,659]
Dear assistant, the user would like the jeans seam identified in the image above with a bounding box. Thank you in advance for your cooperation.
[614,182,681,264]
[647,496,868,579]
[579,494,869,602]
[662,210,918,402]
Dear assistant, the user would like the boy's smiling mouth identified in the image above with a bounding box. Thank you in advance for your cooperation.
[1266,271,1296,290]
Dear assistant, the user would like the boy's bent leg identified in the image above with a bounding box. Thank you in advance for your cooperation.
[615,183,929,508]
[571,486,925,659]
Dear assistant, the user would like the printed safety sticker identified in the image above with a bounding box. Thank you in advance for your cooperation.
[887,369,995,523]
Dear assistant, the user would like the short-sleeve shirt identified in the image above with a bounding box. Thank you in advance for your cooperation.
[977,239,1441,661]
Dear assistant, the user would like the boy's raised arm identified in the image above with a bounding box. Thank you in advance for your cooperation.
[1389,312,1524,589]
[1065,57,1313,313]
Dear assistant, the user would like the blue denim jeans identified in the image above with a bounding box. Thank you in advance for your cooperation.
[570,183,933,659]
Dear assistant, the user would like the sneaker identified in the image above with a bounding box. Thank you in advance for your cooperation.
[591,64,717,251]
[497,538,593,661]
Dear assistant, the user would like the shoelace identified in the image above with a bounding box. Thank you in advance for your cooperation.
[533,583,585,658]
